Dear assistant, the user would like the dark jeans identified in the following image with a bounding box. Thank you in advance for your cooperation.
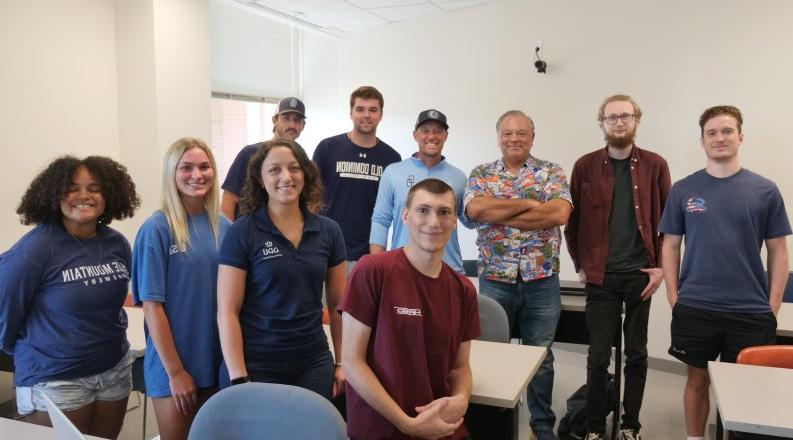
[219,347,334,400]
[585,271,651,433]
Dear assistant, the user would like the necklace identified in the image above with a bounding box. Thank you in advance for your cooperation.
[70,230,103,265]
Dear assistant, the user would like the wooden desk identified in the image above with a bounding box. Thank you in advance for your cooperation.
[0,416,105,439]
[708,361,793,438]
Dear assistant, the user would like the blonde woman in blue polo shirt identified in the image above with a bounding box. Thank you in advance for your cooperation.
[217,139,347,400]
[131,138,229,440]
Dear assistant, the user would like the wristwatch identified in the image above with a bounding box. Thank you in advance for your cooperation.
[230,375,251,386]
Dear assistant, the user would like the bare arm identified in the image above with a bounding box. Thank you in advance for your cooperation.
[369,244,386,254]
[220,191,239,221]
[465,196,537,224]
[502,199,572,231]
[661,234,683,308]
[217,264,247,380]
[766,236,789,316]
[142,301,197,414]
[342,313,462,439]
[325,261,347,397]
[416,341,472,424]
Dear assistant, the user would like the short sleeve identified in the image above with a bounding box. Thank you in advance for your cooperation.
[218,221,250,270]
[659,183,685,235]
[463,164,490,222]
[543,163,573,205]
[221,146,254,195]
[338,255,381,328]
[459,279,481,342]
[326,218,347,267]
[0,235,45,354]
[765,185,792,239]
[131,219,169,304]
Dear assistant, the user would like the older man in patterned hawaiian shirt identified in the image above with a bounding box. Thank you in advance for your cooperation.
[464,110,572,440]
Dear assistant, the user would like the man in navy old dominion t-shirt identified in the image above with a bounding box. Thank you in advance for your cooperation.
[312,86,401,270]
[659,105,790,440]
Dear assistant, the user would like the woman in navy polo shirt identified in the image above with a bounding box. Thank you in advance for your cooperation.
[217,139,346,400]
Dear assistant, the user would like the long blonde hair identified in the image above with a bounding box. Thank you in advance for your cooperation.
[162,137,220,250]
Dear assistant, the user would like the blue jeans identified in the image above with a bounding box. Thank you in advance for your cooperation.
[479,274,561,432]
[219,347,334,400]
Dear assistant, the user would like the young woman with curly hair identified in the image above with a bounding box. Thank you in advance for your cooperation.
[0,155,140,439]
[131,138,230,440]
[217,139,347,400]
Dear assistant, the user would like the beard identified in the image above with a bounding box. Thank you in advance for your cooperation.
[604,129,636,149]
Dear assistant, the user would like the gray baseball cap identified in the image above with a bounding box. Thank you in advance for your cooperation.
[276,97,306,118]
[415,109,448,130]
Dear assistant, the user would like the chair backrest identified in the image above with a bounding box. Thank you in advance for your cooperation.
[736,345,793,369]
[477,294,510,343]
[188,382,346,440]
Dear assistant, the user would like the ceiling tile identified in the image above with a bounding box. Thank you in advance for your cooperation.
[349,0,429,8]
[433,0,497,11]
[371,3,441,21]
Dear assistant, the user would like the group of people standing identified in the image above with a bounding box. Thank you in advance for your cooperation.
[0,85,789,440]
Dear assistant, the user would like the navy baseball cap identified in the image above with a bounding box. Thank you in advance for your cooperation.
[276,97,306,118]
[415,109,448,130]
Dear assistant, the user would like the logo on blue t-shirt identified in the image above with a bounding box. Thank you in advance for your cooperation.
[168,244,187,255]
[685,197,707,213]
[261,241,282,260]
[406,175,415,187]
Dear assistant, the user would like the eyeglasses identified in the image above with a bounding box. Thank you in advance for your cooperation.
[603,113,636,125]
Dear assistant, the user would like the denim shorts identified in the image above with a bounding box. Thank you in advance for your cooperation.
[16,349,135,415]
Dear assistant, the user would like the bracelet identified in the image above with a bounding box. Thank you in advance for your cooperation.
[230,375,251,385]
[334,363,342,368]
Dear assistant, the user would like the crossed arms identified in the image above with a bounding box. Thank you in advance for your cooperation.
[465,196,571,231]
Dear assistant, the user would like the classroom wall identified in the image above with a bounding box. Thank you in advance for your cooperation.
[300,0,793,361]
[0,0,121,249]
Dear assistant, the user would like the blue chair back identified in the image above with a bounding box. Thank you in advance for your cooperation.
[188,382,346,440]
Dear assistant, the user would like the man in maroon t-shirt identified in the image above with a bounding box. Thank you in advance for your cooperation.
[340,178,481,440]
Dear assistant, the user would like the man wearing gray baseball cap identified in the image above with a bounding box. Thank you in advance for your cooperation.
[221,97,307,220]
[369,109,472,273]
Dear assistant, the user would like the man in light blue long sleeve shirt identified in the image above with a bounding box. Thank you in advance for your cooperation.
[369,109,473,273]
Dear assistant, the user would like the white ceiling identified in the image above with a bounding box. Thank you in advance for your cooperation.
[234,0,500,36]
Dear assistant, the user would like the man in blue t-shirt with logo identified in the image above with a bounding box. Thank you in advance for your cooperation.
[312,86,401,270]
[660,105,790,440]
[221,97,307,220]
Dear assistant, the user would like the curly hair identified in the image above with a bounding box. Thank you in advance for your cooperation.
[17,155,141,225]
[238,140,323,216]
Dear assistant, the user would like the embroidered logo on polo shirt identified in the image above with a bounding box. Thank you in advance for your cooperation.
[261,241,283,260]
[394,306,422,317]
[685,197,707,213]
[406,175,415,187]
